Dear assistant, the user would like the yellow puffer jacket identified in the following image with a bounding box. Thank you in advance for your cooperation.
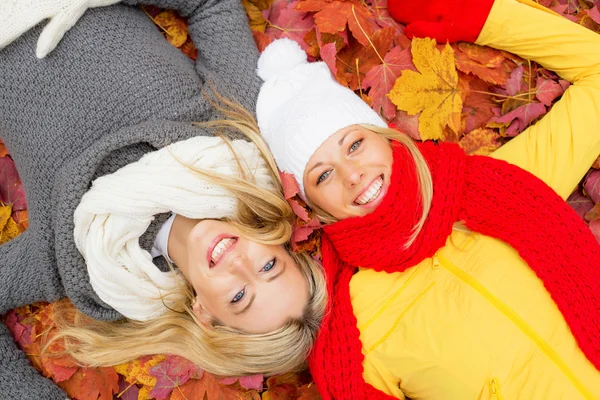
[349,0,600,398]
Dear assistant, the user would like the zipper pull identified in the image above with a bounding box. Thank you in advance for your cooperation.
[489,378,502,400]
[432,254,440,269]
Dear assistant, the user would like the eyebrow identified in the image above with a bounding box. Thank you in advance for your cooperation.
[232,261,287,316]
[306,132,353,175]
[338,130,352,146]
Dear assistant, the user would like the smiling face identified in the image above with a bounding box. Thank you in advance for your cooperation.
[180,219,310,334]
[303,125,393,220]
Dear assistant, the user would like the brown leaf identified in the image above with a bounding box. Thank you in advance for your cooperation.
[458,128,502,156]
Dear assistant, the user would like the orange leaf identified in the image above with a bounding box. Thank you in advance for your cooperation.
[59,367,119,400]
[453,43,514,85]
[296,0,375,46]
[458,128,502,156]
[0,139,8,157]
[171,372,260,400]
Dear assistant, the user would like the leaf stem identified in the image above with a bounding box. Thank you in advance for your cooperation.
[351,5,385,64]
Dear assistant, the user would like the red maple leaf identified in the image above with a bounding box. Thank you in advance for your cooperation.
[148,355,202,399]
[535,76,565,106]
[492,102,547,137]
[296,0,376,47]
[363,45,415,120]
[266,0,315,53]
[336,26,396,90]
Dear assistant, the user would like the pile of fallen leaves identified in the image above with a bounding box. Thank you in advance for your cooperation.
[2,0,600,399]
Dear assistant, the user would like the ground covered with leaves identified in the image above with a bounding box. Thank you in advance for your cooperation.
[2,0,600,399]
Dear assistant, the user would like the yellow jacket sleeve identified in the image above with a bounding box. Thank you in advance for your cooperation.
[483,0,600,200]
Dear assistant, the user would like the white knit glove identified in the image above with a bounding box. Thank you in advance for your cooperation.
[0,0,121,58]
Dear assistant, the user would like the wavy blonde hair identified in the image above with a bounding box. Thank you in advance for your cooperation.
[47,95,327,377]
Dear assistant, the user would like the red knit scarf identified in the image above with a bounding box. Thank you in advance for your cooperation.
[308,141,600,399]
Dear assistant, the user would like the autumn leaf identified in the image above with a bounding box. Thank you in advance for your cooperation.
[568,189,595,219]
[363,46,415,120]
[148,355,202,399]
[265,0,315,54]
[220,374,264,391]
[336,26,396,90]
[117,376,140,400]
[0,156,27,211]
[59,367,119,400]
[320,42,338,76]
[0,205,19,245]
[584,169,600,203]
[461,73,497,133]
[491,102,546,137]
[295,0,375,47]
[589,6,600,24]
[370,0,400,29]
[171,371,261,400]
[298,382,321,399]
[389,38,463,141]
[242,0,269,33]
[152,10,189,48]
[0,139,8,157]
[453,43,514,85]
[459,128,502,156]
[495,65,524,97]
[262,372,303,400]
[535,76,565,106]
[389,110,421,140]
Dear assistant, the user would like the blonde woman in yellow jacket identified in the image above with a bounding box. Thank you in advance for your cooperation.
[254,0,600,397]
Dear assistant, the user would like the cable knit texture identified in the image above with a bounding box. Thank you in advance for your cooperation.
[309,141,600,399]
[0,0,260,398]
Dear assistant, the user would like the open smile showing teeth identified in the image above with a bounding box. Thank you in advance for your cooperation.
[210,237,237,267]
[355,176,383,205]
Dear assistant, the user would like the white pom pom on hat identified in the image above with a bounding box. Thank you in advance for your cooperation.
[257,38,308,81]
[256,38,387,198]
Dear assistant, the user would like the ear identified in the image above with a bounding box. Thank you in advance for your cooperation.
[191,297,214,330]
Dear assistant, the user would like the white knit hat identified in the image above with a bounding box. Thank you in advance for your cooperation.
[256,38,387,196]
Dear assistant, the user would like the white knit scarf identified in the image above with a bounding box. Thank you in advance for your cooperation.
[74,136,273,321]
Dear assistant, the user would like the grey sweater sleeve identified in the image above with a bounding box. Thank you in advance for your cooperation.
[123,0,261,112]
[0,324,67,400]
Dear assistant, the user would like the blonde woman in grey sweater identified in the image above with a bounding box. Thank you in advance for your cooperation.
[0,1,325,398]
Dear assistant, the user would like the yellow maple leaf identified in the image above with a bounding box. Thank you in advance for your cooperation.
[114,354,165,388]
[388,38,463,141]
[0,205,19,245]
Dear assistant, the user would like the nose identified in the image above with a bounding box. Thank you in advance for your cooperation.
[340,160,364,187]
[228,255,253,278]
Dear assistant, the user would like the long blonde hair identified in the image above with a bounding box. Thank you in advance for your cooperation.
[48,95,327,376]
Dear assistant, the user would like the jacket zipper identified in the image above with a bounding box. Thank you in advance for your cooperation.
[489,378,502,400]
[434,253,595,400]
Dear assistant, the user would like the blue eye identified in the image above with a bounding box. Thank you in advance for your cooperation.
[350,139,362,152]
[231,288,245,304]
[261,258,277,272]
[317,170,331,185]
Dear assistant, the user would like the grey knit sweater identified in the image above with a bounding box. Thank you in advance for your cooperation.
[0,1,260,397]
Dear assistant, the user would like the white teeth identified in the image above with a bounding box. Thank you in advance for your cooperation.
[211,238,236,264]
[356,177,383,205]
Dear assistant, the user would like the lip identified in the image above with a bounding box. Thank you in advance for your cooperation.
[353,175,388,210]
[206,234,238,268]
